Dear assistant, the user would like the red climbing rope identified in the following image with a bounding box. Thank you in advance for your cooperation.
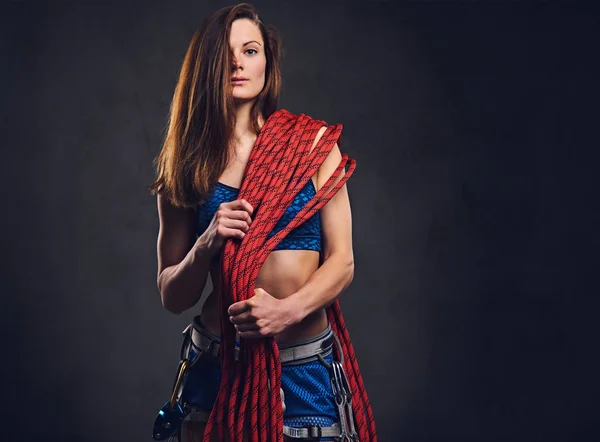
[201,109,377,442]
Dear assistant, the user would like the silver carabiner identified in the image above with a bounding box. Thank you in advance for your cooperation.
[345,399,358,441]
[335,362,359,440]
[332,361,353,441]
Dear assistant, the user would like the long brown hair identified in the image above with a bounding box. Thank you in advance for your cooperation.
[148,3,282,208]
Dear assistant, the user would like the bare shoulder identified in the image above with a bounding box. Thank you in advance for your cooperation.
[306,125,326,187]
[310,126,328,153]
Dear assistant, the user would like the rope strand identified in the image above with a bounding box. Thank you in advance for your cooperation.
[200,109,377,441]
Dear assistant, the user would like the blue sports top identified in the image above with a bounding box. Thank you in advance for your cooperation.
[197,180,322,251]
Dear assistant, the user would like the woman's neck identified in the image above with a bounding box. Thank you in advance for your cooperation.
[232,100,264,146]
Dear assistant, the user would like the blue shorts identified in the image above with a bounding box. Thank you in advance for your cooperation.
[180,327,339,440]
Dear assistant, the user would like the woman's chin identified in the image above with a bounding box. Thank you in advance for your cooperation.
[233,94,258,104]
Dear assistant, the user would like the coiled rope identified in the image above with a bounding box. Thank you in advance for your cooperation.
[201,109,377,442]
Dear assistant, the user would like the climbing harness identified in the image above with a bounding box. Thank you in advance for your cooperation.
[154,315,361,440]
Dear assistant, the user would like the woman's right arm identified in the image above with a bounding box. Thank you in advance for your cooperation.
[156,192,212,314]
[156,192,254,314]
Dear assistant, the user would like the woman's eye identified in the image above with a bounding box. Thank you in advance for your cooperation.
[245,48,258,55]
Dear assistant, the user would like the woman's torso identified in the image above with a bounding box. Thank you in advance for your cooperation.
[198,137,327,345]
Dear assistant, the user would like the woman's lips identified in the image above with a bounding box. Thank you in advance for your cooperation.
[231,79,248,85]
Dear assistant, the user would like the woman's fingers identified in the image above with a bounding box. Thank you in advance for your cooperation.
[226,209,253,224]
[235,322,260,333]
[202,199,255,255]
[229,310,255,324]
[238,331,262,339]
[217,225,246,239]
[226,198,254,215]
[220,218,250,232]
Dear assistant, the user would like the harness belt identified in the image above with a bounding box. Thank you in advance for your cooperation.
[283,422,342,439]
[180,318,223,361]
[182,315,334,364]
[179,316,356,440]
[278,321,334,365]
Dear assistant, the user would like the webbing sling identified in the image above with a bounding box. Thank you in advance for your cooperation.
[201,109,377,442]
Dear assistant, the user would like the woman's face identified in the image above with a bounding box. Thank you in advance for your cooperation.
[229,18,266,103]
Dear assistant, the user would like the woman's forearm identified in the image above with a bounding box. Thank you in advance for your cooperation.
[158,240,214,314]
[285,252,354,323]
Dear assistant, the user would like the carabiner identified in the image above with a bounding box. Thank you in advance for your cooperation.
[169,359,190,408]
[334,362,359,440]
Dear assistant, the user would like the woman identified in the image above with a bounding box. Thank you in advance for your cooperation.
[149,3,376,441]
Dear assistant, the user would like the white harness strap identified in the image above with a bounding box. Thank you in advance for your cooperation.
[283,422,342,439]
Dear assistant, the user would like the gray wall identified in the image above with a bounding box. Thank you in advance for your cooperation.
[1,1,597,441]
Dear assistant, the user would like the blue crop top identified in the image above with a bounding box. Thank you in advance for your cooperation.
[197,180,322,251]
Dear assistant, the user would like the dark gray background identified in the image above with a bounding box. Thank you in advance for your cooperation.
[1,1,598,441]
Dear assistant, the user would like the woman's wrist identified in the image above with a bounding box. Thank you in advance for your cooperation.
[193,235,216,259]
[282,295,306,326]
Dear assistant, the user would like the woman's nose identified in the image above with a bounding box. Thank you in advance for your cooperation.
[232,55,242,70]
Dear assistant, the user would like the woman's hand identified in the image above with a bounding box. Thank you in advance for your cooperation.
[196,199,254,256]
[228,288,297,339]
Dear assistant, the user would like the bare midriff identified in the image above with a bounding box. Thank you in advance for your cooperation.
[198,131,329,346]
[199,248,328,345]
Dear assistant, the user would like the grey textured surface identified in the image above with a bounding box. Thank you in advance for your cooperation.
[1,1,597,441]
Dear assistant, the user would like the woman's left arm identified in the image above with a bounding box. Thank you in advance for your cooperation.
[284,141,355,323]
[228,140,355,337]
